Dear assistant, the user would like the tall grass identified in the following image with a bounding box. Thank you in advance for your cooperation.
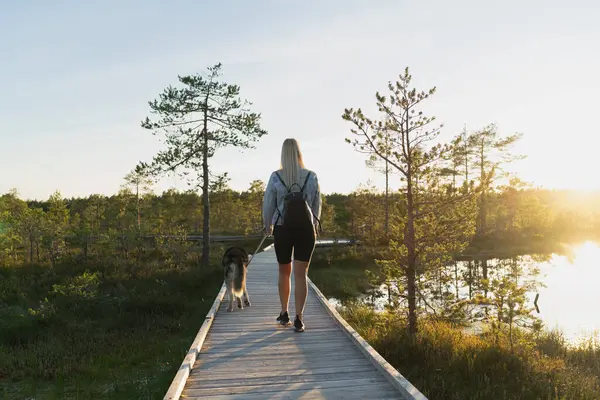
[341,305,600,400]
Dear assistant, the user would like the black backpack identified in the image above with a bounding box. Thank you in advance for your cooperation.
[275,171,321,233]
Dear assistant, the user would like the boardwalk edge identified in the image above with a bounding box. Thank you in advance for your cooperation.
[163,283,227,400]
[307,275,429,400]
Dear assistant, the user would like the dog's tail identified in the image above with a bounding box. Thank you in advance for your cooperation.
[232,265,246,296]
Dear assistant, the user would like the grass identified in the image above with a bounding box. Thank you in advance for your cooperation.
[0,239,268,400]
[308,246,381,302]
[341,305,600,400]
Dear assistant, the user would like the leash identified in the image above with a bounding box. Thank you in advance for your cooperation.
[246,234,269,268]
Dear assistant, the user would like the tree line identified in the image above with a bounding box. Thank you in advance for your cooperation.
[1,174,596,264]
[330,179,600,247]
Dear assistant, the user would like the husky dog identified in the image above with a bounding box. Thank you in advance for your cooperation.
[222,246,251,312]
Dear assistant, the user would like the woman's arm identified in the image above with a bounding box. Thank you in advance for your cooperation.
[310,172,322,223]
[262,172,277,230]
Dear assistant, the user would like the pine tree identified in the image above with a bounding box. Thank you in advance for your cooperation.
[343,67,478,334]
[139,63,267,266]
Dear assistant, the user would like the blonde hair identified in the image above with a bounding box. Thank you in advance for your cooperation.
[279,138,305,189]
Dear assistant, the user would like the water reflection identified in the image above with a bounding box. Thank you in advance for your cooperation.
[328,240,600,343]
[537,241,600,343]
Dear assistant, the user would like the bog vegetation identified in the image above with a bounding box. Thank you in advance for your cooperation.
[2,64,600,399]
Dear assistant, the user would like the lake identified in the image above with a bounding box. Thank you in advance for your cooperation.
[535,240,600,343]
[327,240,600,344]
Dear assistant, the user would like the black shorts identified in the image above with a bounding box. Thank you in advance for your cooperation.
[273,225,316,264]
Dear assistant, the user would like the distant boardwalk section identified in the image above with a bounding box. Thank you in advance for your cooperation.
[165,246,427,400]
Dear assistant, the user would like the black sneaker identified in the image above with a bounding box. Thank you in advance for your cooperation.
[277,311,291,325]
[294,315,305,332]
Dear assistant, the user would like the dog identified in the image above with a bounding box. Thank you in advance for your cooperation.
[221,246,251,312]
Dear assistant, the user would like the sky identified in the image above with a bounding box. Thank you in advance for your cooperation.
[1,0,598,200]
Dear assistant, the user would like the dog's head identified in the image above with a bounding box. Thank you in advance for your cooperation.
[222,246,249,269]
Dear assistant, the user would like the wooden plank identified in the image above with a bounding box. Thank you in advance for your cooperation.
[202,327,341,336]
[193,350,367,362]
[203,326,340,336]
[208,322,336,330]
[204,331,345,343]
[211,312,329,320]
[202,339,354,351]
[199,343,354,357]
[204,337,352,348]
[192,355,372,372]
[207,316,331,326]
[194,349,363,361]
[189,364,376,379]
[210,313,333,321]
[198,347,364,360]
[186,370,383,388]
[184,384,403,399]
[208,320,336,328]
[185,377,390,396]
[205,324,337,332]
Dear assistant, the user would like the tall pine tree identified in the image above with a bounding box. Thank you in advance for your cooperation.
[139,63,267,266]
[343,67,478,334]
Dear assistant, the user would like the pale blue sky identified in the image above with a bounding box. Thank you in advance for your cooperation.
[1,0,598,200]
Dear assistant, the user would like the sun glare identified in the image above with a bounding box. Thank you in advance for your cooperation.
[538,241,600,343]
[571,241,600,263]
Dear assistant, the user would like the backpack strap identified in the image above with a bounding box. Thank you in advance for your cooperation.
[301,172,323,234]
[273,172,287,225]
[274,171,288,192]
[300,171,311,192]
[275,170,311,192]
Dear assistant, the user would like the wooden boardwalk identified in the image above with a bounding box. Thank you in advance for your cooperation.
[165,245,427,400]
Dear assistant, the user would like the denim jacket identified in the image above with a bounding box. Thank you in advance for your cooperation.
[262,168,322,228]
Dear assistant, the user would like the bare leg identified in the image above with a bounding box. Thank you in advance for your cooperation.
[293,260,310,319]
[278,263,292,314]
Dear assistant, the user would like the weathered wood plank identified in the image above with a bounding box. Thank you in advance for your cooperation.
[184,385,403,400]
[197,343,353,353]
[169,247,425,400]
[191,357,374,375]
[204,337,353,348]
[195,348,365,361]
[186,370,384,387]
[188,364,377,380]
[201,329,341,339]
[203,327,341,336]
[210,314,333,323]
[185,377,390,396]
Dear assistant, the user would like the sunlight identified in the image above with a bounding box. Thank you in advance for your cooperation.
[570,241,599,264]
[538,241,600,343]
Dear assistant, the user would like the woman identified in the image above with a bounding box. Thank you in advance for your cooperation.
[262,138,321,332]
